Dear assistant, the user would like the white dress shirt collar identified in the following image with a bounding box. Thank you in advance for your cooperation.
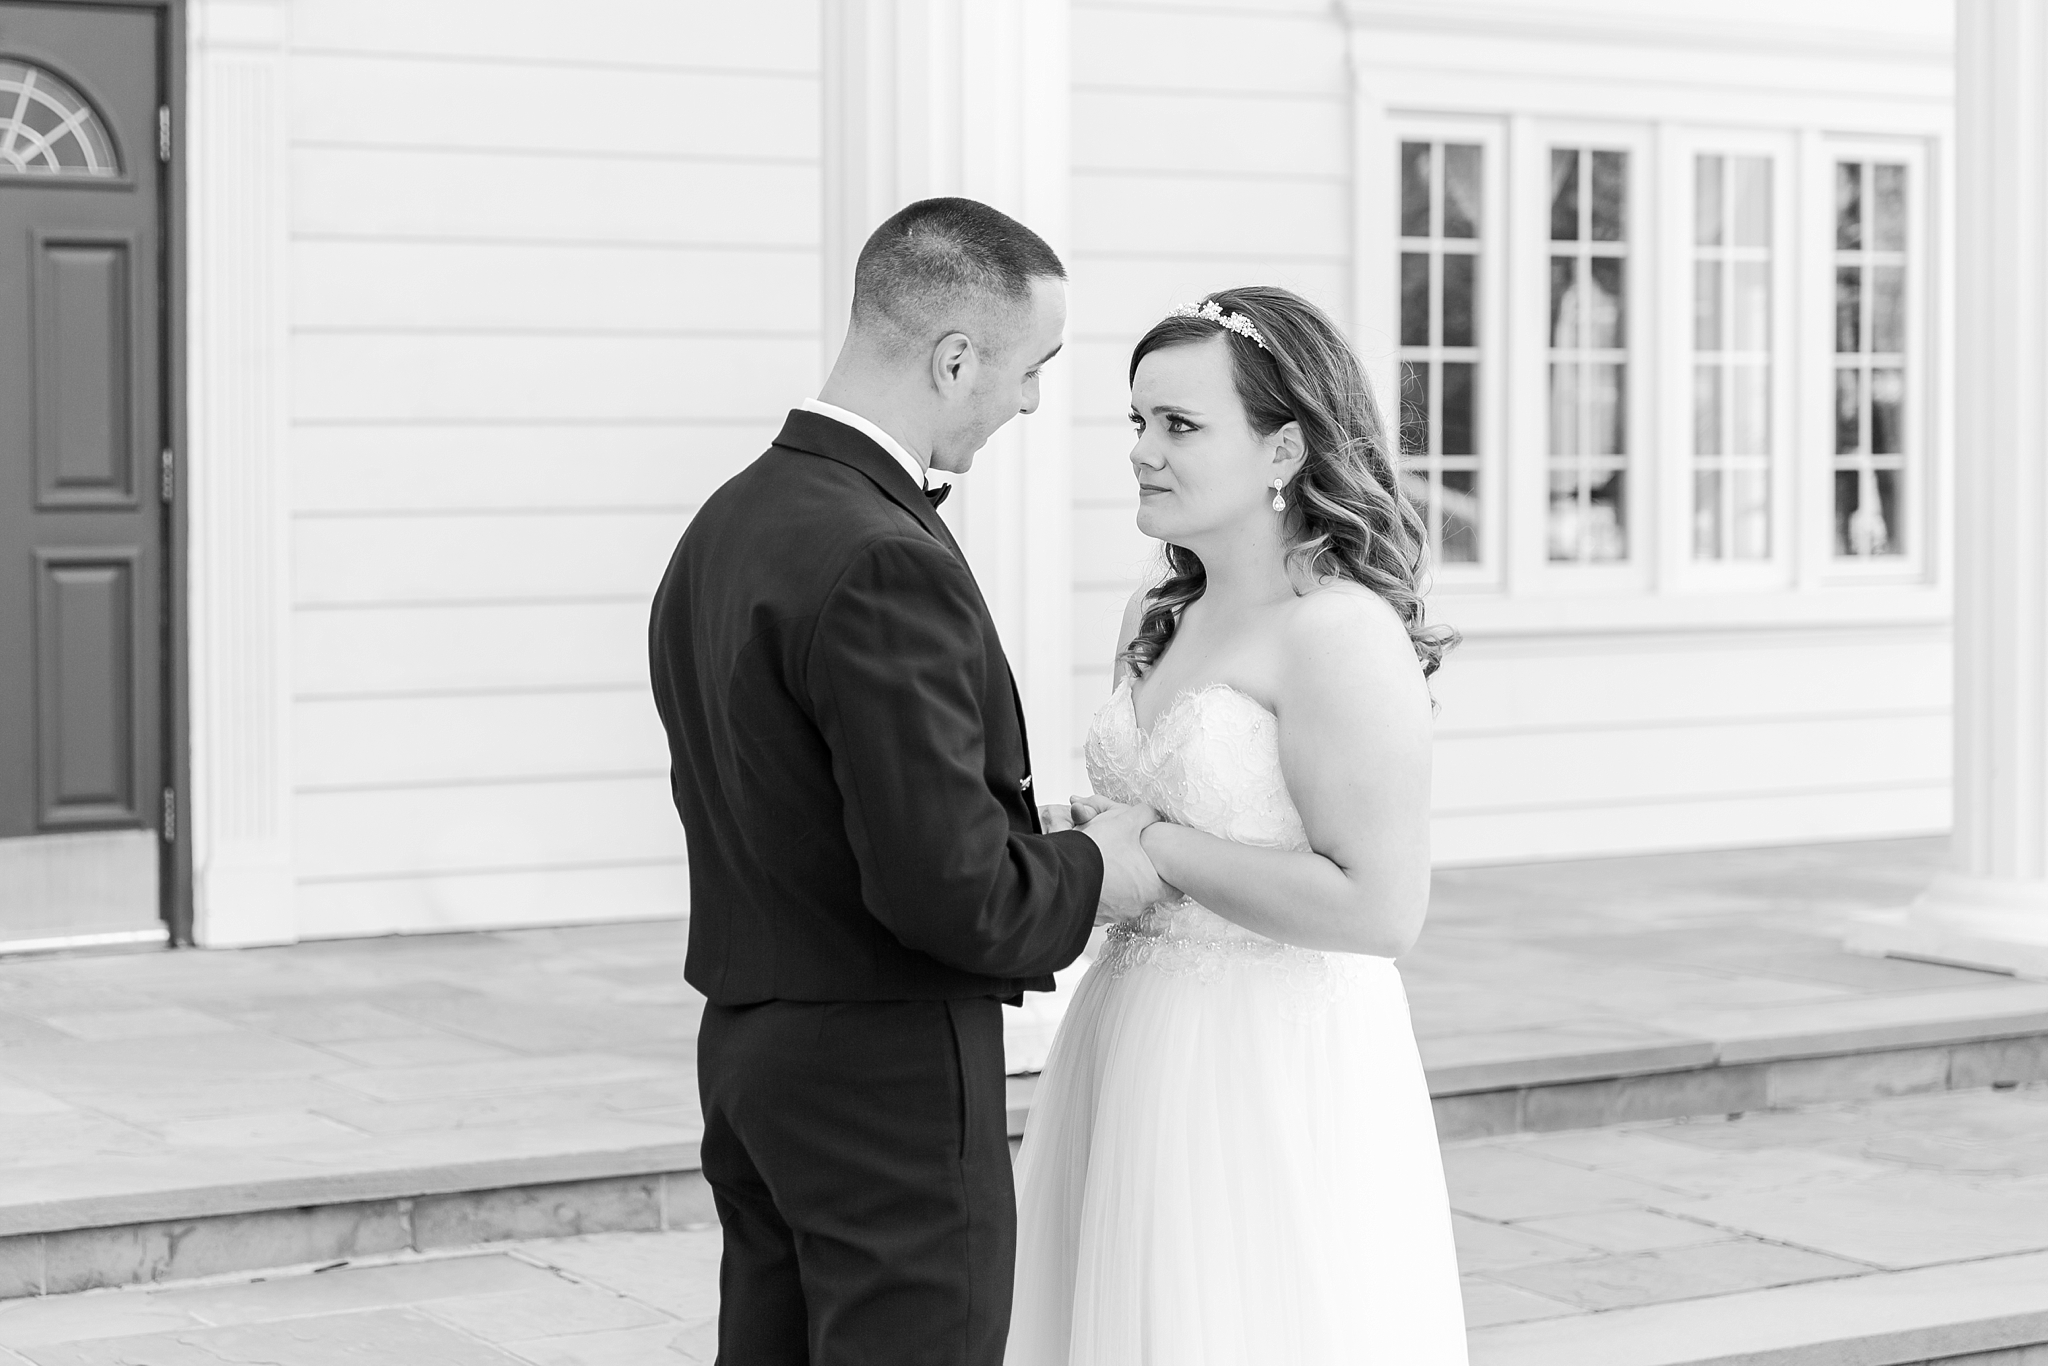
[798,398,936,494]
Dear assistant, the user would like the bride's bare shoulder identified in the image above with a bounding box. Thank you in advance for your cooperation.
[1276,584,1427,706]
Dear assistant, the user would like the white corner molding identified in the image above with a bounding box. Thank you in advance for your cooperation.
[821,0,1078,798]
[1851,0,2048,978]
[184,0,296,946]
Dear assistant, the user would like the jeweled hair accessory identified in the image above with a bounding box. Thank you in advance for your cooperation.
[1171,298,1269,351]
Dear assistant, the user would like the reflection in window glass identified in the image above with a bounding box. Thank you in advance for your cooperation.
[1548,146,1629,562]
[1692,153,1772,561]
[1443,144,1481,239]
[1396,140,1484,566]
[1834,160,1909,557]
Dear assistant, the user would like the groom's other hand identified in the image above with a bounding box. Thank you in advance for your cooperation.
[1080,800,1166,918]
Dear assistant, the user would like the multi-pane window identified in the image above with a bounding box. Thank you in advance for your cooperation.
[1833,160,1909,557]
[1397,141,1481,565]
[1692,155,1772,560]
[1547,148,1629,563]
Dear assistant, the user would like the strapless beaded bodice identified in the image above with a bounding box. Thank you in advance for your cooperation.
[1084,677,1349,983]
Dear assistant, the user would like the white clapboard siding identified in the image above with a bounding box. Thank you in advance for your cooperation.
[289,57,817,162]
[291,424,764,515]
[297,863,689,940]
[1071,91,1347,177]
[295,603,651,699]
[1432,631,1951,736]
[1071,426,1138,504]
[1434,713,1950,815]
[1068,340,1144,433]
[284,4,819,932]
[1087,0,1333,11]
[1069,256,1352,343]
[1353,26,1948,117]
[1432,784,1951,869]
[1073,172,1351,261]
[1072,507,1162,589]
[295,775,683,882]
[1073,586,1137,669]
[291,242,820,336]
[290,0,818,71]
[1072,5,1350,94]
[292,512,687,608]
[296,691,667,792]
[292,149,819,248]
[291,335,815,424]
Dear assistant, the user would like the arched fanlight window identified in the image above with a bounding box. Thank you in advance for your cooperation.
[0,59,120,177]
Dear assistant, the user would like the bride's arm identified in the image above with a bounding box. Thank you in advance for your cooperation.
[1136,591,1434,958]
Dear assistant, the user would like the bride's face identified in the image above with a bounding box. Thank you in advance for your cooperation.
[1128,336,1281,545]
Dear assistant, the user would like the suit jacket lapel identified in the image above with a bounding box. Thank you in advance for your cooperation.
[769,409,954,548]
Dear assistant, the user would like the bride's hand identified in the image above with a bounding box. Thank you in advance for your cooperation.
[1039,802,1076,833]
[1069,793,1113,826]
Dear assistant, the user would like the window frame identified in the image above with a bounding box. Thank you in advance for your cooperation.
[1388,114,1507,591]
[1657,126,1799,594]
[1803,136,1932,587]
[1510,119,1655,597]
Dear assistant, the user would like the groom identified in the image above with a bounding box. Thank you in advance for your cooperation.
[649,197,1163,1364]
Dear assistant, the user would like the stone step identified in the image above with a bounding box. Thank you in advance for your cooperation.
[1467,1249,2048,1366]
[0,1143,706,1301]
[1007,985,2048,1141]
[9,987,2048,1305]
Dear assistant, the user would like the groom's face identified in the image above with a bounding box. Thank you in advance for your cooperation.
[929,276,1067,474]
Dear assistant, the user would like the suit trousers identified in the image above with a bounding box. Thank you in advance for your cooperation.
[697,997,1015,1365]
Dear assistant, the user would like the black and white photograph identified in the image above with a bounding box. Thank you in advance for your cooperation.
[1,1,2045,1363]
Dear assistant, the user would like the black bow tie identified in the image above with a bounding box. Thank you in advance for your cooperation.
[923,483,951,508]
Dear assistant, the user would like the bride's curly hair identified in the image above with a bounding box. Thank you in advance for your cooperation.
[1122,285,1457,678]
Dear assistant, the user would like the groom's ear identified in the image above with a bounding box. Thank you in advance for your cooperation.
[931,331,978,395]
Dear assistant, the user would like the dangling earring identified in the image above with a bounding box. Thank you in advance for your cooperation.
[1270,477,1287,513]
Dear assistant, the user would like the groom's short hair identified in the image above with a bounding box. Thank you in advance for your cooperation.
[850,197,1065,359]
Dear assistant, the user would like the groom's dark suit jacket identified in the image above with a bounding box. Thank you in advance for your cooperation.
[649,409,1104,1005]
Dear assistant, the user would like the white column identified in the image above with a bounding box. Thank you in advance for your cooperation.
[1856,0,2048,977]
[821,0,1077,799]
[184,0,296,947]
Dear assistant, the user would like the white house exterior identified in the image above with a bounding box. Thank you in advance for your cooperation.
[0,0,1968,952]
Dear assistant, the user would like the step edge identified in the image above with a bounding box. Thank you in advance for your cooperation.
[0,1140,701,1239]
[1429,1018,2048,1093]
[1467,1250,2048,1366]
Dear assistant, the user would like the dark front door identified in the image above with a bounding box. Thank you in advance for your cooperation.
[0,3,165,946]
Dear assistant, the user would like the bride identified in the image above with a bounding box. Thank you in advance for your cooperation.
[1009,287,1468,1364]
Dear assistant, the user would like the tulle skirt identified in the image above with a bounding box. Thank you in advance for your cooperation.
[1007,931,1468,1365]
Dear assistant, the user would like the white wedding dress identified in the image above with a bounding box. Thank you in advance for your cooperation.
[1008,677,1468,1365]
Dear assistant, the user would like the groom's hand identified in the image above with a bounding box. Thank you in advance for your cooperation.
[1078,800,1167,919]
[1038,802,1075,833]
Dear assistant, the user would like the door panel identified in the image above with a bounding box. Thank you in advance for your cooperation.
[37,551,139,826]
[0,2,163,945]
[36,235,136,506]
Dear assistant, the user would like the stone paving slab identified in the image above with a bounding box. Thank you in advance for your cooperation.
[1451,1083,2048,1351]
[0,1235,720,1365]
[6,838,2048,1254]
[1,1085,2045,1364]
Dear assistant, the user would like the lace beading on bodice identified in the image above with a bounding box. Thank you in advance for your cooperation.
[1084,677,1358,995]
